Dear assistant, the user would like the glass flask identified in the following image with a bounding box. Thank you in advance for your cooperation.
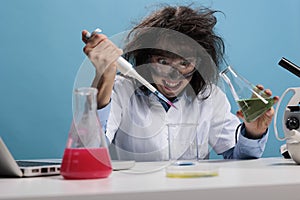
[60,87,112,179]
[220,66,276,123]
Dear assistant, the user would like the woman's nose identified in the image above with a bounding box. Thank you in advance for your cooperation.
[169,68,181,79]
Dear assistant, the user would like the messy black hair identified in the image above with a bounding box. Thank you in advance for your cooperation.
[124,5,225,99]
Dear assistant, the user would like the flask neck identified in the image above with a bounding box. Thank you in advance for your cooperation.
[69,87,103,149]
[73,87,98,117]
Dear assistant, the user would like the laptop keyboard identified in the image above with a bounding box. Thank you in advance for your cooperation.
[16,161,61,167]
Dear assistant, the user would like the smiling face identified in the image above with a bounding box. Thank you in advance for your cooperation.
[149,54,196,99]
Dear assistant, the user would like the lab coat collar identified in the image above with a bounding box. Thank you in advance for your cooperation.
[134,88,192,104]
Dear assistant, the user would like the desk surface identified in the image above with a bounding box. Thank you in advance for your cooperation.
[0,157,300,200]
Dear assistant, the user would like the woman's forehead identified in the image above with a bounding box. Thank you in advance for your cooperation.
[149,48,197,61]
[153,38,198,57]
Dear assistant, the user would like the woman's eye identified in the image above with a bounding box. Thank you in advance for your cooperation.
[158,58,169,65]
[179,60,190,68]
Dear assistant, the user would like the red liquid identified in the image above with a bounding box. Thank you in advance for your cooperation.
[60,148,112,179]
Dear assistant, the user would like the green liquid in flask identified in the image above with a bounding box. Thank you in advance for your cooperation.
[237,98,275,123]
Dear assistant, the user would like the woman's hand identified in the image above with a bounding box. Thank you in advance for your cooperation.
[82,30,123,77]
[236,85,280,139]
[81,30,123,108]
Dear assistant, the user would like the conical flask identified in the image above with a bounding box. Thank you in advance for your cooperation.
[220,66,276,123]
[60,87,112,179]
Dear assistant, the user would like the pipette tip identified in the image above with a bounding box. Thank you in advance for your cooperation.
[167,101,177,109]
[155,91,177,109]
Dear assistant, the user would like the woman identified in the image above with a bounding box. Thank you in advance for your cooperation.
[82,5,278,161]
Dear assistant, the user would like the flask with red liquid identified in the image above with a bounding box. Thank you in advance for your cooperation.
[60,87,112,179]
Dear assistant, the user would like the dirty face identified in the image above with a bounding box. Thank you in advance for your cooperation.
[149,55,196,98]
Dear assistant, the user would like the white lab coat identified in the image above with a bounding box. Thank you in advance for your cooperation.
[101,75,241,161]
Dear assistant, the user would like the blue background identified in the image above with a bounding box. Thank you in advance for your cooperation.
[0,0,299,159]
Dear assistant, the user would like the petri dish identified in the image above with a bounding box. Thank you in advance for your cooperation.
[165,162,219,178]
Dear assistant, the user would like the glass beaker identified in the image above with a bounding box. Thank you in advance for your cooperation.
[167,123,199,162]
[60,87,112,179]
[220,66,276,123]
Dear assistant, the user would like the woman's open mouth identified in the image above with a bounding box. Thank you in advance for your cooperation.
[162,79,182,91]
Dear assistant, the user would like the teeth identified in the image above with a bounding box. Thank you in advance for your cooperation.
[164,80,180,87]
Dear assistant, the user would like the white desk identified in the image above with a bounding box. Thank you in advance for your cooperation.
[0,157,300,200]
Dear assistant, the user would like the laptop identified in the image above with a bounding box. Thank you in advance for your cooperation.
[0,137,61,177]
[0,137,135,178]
